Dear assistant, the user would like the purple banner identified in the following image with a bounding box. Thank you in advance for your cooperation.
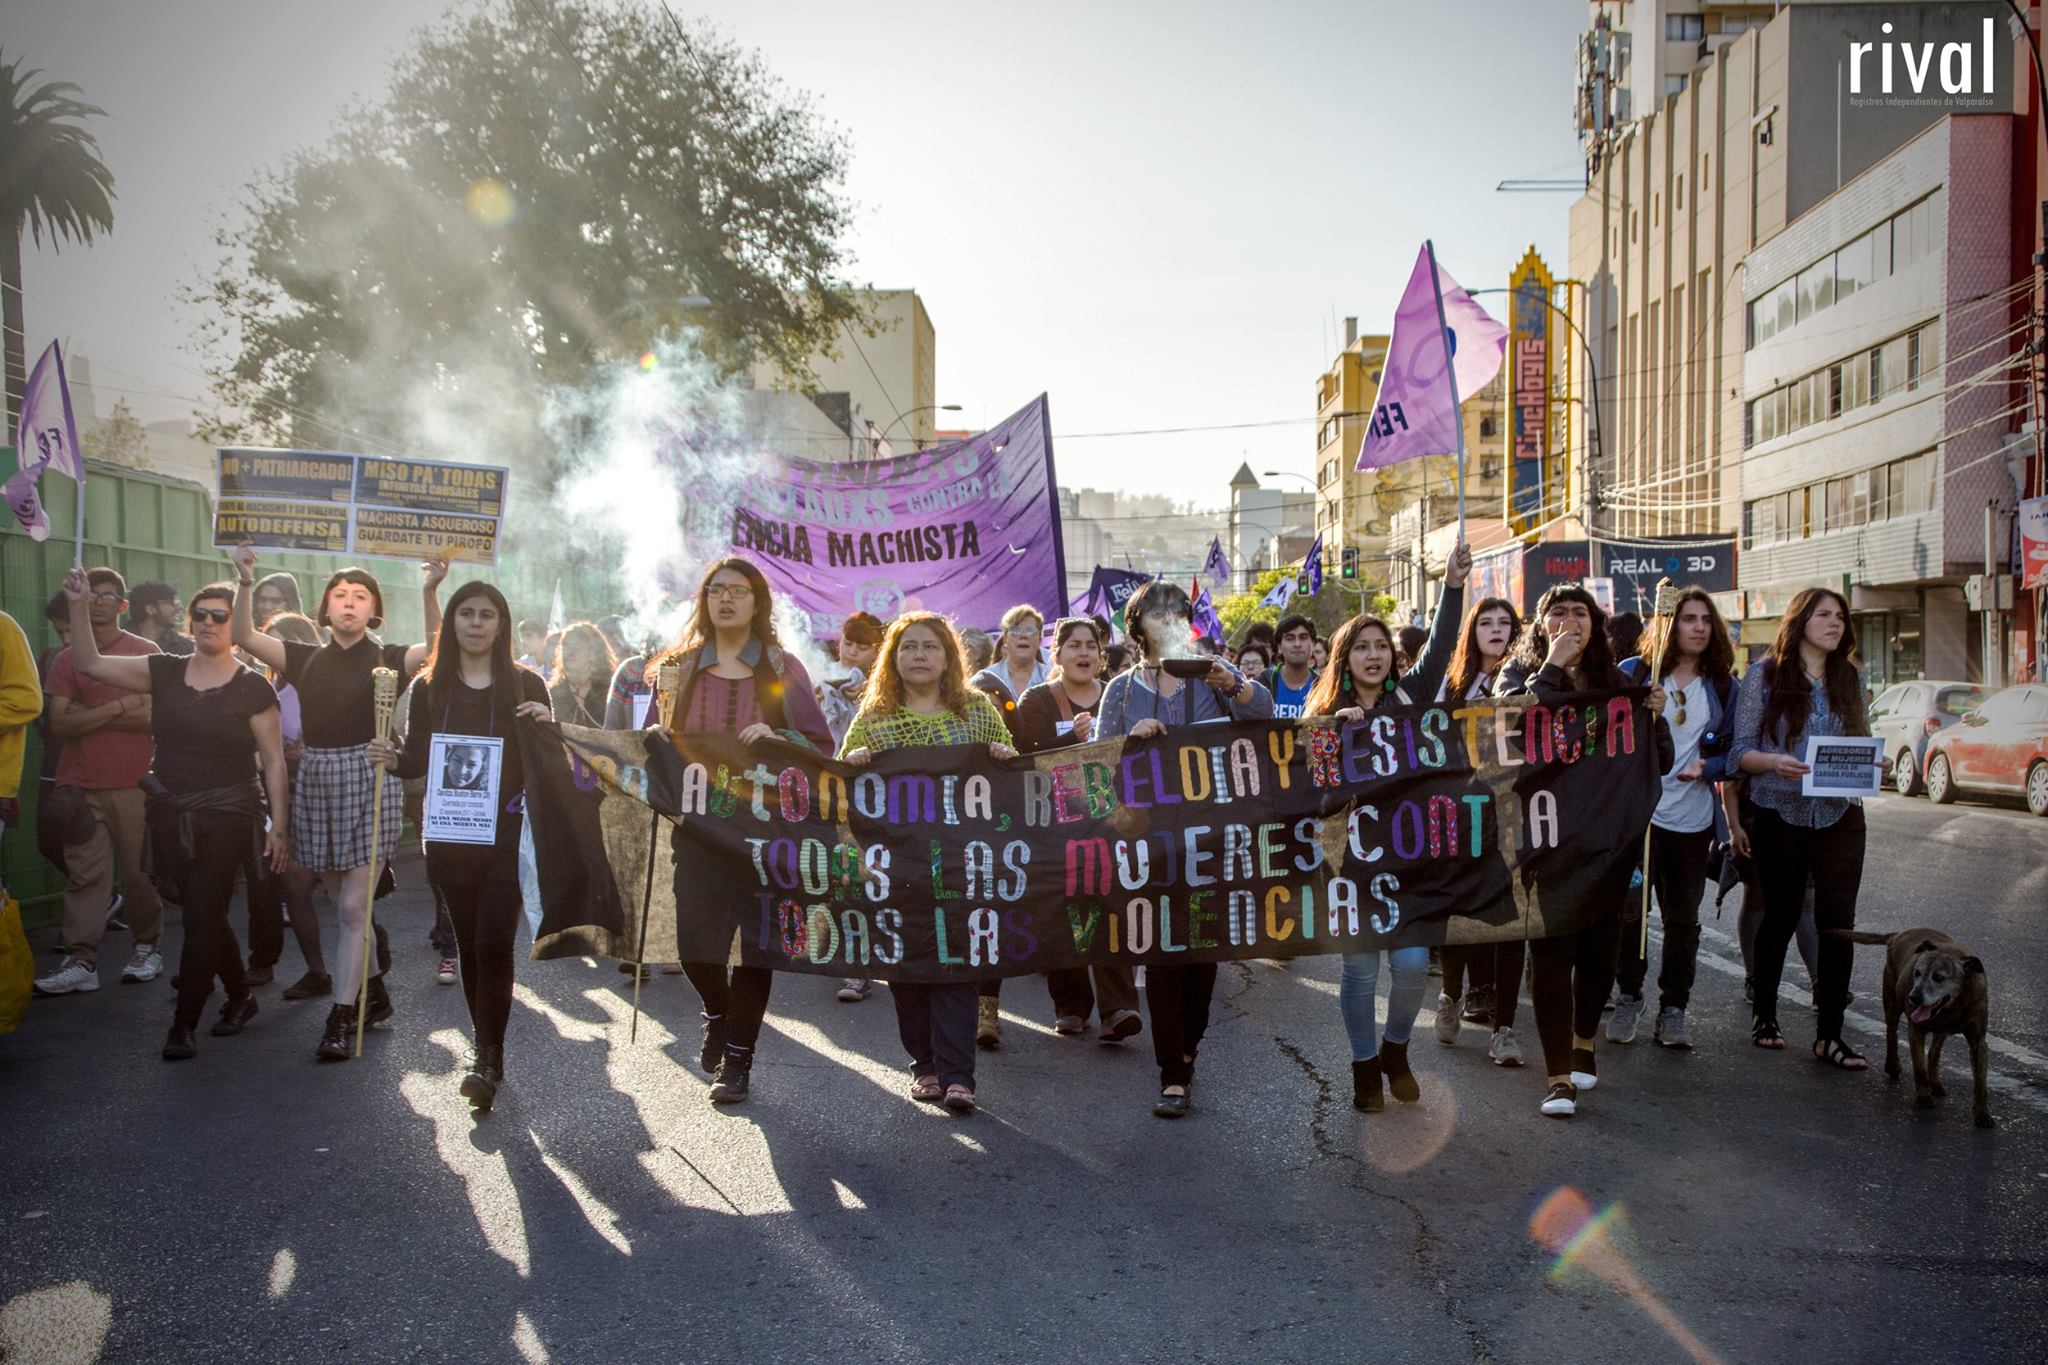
[724,395,1066,638]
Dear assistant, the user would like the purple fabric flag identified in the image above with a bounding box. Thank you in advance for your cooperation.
[1355,245,1508,472]
[717,394,1068,639]
[1258,575,1296,612]
[1303,531,1325,596]
[9,340,85,542]
[1190,577,1225,645]
[1202,536,1231,589]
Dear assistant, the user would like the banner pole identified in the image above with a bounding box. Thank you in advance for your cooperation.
[72,478,84,569]
[1637,578,1676,961]
[630,808,656,1045]
[1423,239,1469,537]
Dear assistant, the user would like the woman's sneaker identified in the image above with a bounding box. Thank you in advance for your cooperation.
[1540,1081,1578,1118]
[1488,1027,1524,1067]
[34,956,99,995]
[1434,994,1461,1045]
[119,946,163,984]
[836,977,871,1003]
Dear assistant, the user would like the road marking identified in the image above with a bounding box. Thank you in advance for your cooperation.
[1685,921,2048,1118]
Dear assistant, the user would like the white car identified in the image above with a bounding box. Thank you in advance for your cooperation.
[1866,679,1989,796]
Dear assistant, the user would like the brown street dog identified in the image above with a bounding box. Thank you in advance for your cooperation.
[1831,928,1993,1128]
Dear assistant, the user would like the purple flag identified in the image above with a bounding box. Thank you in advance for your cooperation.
[1190,577,1224,645]
[1303,530,1325,596]
[1258,575,1296,612]
[1355,245,1507,471]
[717,395,1068,638]
[9,340,85,542]
[1202,535,1231,589]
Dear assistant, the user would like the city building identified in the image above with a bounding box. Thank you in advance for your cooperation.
[1567,2,2033,681]
[1227,465,1315,593]
[744,288,938,456]
[1059,486,1216,600]
[1577,1,1779,136]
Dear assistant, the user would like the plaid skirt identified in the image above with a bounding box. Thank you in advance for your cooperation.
[293,743,402,872]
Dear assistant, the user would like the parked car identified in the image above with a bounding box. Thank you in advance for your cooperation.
[1922,684,2048,816]
[1867,680,1990,795]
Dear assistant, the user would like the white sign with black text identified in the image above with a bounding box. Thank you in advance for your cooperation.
[424,734,504,844]
[1800,734,1885,799]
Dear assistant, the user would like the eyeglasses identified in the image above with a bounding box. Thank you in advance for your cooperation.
[189,606,231,625]
[1003,624,1041,638]
[89,589,122,603]
[705,584,754,601]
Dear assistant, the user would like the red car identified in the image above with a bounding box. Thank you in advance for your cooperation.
[1922,684,2048,817]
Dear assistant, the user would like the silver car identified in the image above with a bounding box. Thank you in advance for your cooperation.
[1867,680,1990,795]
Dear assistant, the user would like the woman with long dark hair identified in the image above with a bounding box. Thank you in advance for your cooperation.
[841,612,1016,1115]
[367,581,551,1108]
[231,546,446,1061]
[548,621,616,728]
[653,556,834,1104]
[63,571,289,1060]
[1432,596,1521,1059]
[1609,587,1739,1051]
[1096,579,1273,1118]
[1496,585,1672,1118]
[1008,616,1143,1042]
[1304,543,1469,1112]
[1726,586,1878,1069]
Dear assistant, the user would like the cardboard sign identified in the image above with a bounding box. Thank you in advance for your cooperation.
[1800,735,1885,798]
[214,448,508,564]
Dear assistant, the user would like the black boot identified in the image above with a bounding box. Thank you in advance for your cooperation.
[317,1004,356,1061]
[698,1013,726,1074]
[709,1046,752,1104]
[282,970,331,1001]
[364,975,394,1026]
[1352,1057,1384,1112]
[162,1023,198,1061]
[1382,1040,1420,1103]
[211,992,259,1036]
[461,1044,503,1110]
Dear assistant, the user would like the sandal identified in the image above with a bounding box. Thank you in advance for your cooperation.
[943,1084,977,1115]
[909,1074,943,1103]
[1813,1038,1867,1070]
[1751,1017,1785,1050]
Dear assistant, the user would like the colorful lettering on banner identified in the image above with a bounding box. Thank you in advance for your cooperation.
[521,692,1659,983]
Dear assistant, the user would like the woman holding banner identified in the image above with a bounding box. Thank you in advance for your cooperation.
[1497,585,1672,1118]
[1097,580,1273,1119]
[368,581,551,1109]
[1726,587,1874,1071]
[841,612,1016,1116]
[1304,540,1469,1113]
[62,571,289,1060]
[231,546,447,1061]
[1010,615,1144,1043]
[1432,596,1522,1060]
[652,556,834,1105]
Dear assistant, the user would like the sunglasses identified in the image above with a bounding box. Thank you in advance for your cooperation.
[190,606,232,625]
[1671,685,1687,726]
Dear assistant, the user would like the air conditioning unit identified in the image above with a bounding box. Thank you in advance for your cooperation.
[1963,574,2014,610]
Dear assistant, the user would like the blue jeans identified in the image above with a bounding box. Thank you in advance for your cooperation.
[1339,946,1430,1061]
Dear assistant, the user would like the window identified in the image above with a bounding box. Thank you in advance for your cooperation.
[1676,174,1685,210]
[1701,153,1710,191]
[1796,259,1834,321]
[1664,74,1689,99]
[1878,335,1910,397]
[1631,210,1638,243]
[1836,230,1872,303]
[1828,364,1844,418]
[1916,323,1940,385]
[1666,14,1704,41]
[1479,416,1497,438]
[1849,470,1873,525]
[1843,348,1870,409]
[1654,194,1662,228]
[1773,278,1796,337]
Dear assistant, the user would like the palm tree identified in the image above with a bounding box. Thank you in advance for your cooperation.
[1,50,115,433]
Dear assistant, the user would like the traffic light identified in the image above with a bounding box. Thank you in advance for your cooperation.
[1341,546,1359,580]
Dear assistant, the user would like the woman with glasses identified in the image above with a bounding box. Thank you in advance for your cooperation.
[1608,588,1739,1051]
[1302,541,1470,1112]
[1096,581,1273,1117]
[1009,615,1144,1043]
[841,612,1017,1115]
[650,556,834,1104]
[970,604,1050,723]
[231,545,447,1061]
[62,571,289,1060]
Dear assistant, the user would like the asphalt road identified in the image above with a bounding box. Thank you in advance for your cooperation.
[3,792,2044,1363]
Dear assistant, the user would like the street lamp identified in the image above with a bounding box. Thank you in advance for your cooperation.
[880,404,964,451]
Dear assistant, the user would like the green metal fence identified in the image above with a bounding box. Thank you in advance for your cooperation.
[2,457,611,926]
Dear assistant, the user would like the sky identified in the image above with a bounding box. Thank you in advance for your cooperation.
[14,0,1587,509]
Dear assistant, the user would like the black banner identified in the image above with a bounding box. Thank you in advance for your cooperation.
[520,691,1658,983]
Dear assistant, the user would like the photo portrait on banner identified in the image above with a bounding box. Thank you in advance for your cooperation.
[424,735,505,844]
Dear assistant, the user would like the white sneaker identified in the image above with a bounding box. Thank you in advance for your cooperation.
[1488,1026,1524,1067]
[1433,993,1461,1046]
[836,977,871,1003]
[34,957,100,995]
[1540,1082,1578,1117]
[120,946,164,984]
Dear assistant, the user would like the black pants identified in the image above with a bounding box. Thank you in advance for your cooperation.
[681,963,774,1052]
[1750,806,1865,1041]
[173,811,258,1030]
[443,872,524,1052]
[1490,940,1526,1029]
[1441,943,1494,1002]
[1616,824,1712,1009]
[1146,963,1218,1087]
[1529,915,1620,1077]
[429,882,458,957]
[1047,964,1141,1024]
[890,981,977,1089]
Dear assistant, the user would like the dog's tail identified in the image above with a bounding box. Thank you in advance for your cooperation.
[1824,930,1894,946]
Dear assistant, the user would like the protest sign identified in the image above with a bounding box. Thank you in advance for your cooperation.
[424,735,505,844]
[213,448,508,563]
[1801,735,1884,798]
[521,691,1659,981]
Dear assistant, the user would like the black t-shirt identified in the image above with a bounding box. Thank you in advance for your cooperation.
[146,654,279,794]
[281,636,415,748]
[397,667,550,878]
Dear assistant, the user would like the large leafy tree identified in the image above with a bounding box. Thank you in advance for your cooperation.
[1,51,116,432]
[189,0,863,454]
